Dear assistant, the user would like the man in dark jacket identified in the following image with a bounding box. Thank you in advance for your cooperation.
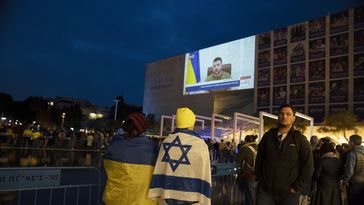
[255,104,314,205]
[235,135,258,205]
[342,134,364,205]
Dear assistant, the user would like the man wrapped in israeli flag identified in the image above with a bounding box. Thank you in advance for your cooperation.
[148,108,211,205]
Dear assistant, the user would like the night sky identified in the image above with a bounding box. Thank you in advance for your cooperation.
[0,0,363,107]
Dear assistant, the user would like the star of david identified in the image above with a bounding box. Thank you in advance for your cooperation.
[161,136,192,172]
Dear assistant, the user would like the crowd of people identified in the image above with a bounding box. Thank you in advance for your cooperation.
[1,104,364,205]
[0,124,113,150]
[101,104,364,205]
[232,104,363,205]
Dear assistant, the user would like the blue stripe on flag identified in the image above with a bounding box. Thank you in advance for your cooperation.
[104,135,159,165]
[190,51,200,83]
[150,174,211,198]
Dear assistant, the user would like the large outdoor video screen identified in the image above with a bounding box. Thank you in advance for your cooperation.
[183,35,256,95]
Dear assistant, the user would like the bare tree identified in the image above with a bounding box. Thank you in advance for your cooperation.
[318,111,358,141]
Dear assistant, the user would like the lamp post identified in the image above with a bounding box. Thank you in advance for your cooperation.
[114,99,120,120]
[61,112,66,128]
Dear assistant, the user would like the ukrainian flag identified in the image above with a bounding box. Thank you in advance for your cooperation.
[186,51,201,85]
[148,129,211,205]
[103,134,159,205]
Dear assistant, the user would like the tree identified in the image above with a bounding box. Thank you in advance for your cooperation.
[0,93,14,115]
[318,111,358,141]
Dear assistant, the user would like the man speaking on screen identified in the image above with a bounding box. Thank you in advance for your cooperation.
[205,57,231,81]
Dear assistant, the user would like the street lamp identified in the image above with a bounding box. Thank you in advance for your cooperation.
[114,99,120,120]
[61,112,66,128]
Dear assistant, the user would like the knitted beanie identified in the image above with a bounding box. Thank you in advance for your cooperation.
[176,108,196,128]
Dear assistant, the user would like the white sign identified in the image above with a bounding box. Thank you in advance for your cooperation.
[0,169,61,190]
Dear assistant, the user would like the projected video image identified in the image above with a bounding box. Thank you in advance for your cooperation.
[183,35,256,95]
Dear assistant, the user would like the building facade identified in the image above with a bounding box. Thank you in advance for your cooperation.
[143,5,364,123]
[255,5,364,122]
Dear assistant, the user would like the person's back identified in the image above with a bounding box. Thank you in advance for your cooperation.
[235,134,258,205]
[313,143,342,205]
[103,113,159,205]
[148,108,211,205]
[218,140,228,163]
[343,135,364,205]
[318,157,342,185]
[346,146,364,183]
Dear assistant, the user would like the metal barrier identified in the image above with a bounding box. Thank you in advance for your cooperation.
[0,164,243,205]
[0,167,101,205]
[211,163,243,205]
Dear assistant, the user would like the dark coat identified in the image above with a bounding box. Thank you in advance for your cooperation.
[313,155,342,205]
[255,127,314,196]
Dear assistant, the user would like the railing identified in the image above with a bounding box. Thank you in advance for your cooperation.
[211,163,243,205]
[0,167,102,205]
[0,161,243,205]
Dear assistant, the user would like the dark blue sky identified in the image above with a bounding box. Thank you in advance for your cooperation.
[0,0,363,107]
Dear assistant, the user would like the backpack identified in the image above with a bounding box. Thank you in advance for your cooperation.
[242,145,257,172]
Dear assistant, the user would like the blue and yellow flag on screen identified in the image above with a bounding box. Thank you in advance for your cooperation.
[186,51,201,85]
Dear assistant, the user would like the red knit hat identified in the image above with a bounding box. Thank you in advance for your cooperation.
[127,113,147,134]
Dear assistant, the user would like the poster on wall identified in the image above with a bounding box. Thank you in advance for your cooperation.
[354,53,364,76]
[257,68,270,87]
[274,28,287,47]
[273,47,287,66]
[354,77,364,102]
[354,6,364,29]
[258,32,271,50]
[309,60,325,81]
[330,11,349,34]
[272,107,280,115]
[256,107,270,114]
[330,104,348,115]
[354,29,364,53]
[290,84,305,105]
[329,79,348,103]
[309,38,325,59]
[330,33,348,56]
[290,42,305,63]
[354,104,364,121]
[291,63,305,83]
[257,88,270,106]
[308,106,325,123]
[290,23,306,43]
[273,66,287,85]
[295,106,305,114]
[273,86,287,106]
[330,56,348,79]
[258,50,271,68]
[183,36,256,95]
[309,17,326,39]
[272,106,304,115]
[309,82,325,104]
